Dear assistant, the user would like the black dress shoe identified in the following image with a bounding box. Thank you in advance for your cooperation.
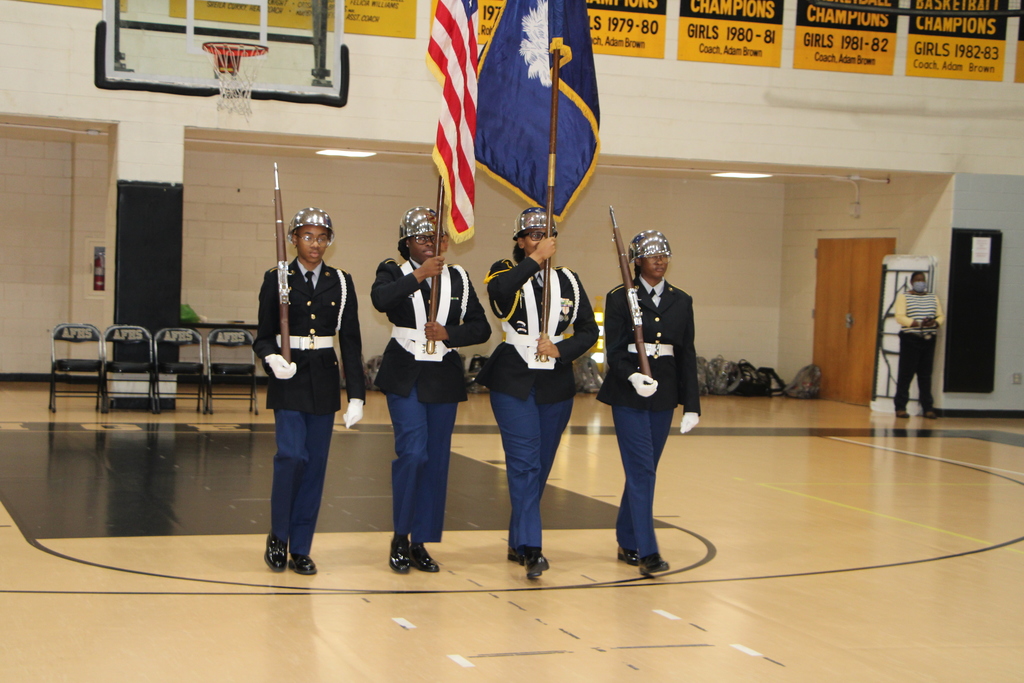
[523,547,549,579]
[264,533,287,572]
[638,553,670,576]
[409,543,439,572]
[288,554,317,575]
[507,545,524,565]
[390,536,411,573]
[617,546,639,566]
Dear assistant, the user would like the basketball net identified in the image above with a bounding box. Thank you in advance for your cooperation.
[202,43,268,119]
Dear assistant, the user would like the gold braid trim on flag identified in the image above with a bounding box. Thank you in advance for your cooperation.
[551,76,600,220]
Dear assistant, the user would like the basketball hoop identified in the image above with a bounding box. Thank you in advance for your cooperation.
[202,42,268,119]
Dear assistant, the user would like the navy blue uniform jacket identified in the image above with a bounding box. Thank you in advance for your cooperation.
[254,259,366,415]
[475,257,598,404]
[370,259,491,403]
[597,282,701,414]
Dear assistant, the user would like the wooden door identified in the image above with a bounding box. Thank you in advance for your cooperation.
[813,238,896,404]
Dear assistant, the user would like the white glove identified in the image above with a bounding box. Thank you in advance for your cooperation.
[628,373,659,398]
[680,412,700,434]
[265,354,296,380]
[343,398,364,429]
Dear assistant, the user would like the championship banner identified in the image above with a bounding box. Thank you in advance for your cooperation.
[588,0,667,59]
[170,0,336,31]
[678,0,783,67]
[479,0,664,56]
[17,0,100,8]
[345,0,417,37]
[906,0,1005,81]
[479,0,503,41]
[793,0,896,74]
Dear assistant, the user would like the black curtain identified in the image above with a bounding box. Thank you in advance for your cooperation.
[943,228,1001,393]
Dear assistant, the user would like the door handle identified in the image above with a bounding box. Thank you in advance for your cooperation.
[845,313,854,329]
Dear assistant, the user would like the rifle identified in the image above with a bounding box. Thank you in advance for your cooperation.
[609,206,652,377]
[273,163,291,363]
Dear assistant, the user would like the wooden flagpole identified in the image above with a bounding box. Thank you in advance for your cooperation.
[536,48,562,362]
[426,177,445,355]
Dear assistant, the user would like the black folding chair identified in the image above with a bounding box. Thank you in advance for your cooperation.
[102,325,157,414]
[154,328,205,413]
[49,323,105,412]
[205,328,258,415]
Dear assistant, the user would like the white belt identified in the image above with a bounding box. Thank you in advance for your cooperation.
[504,333,564,347]
[276,334,334,350]
[390,326,453,362]
[391,327,419,342]
[628,342,673,358]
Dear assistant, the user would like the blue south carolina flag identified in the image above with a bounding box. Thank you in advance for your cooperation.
[475,0,600,219]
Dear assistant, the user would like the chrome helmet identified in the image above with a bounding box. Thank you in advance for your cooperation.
[399,206,439,239]
[629,230,672,262]
[289,207,334,245]
[513,207,557,240]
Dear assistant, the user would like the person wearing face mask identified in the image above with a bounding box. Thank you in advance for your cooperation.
[893,271,944,419]
[596,230,701,577]
[371,207,491,573]
[254,207,366,575]
[475,207,599,579]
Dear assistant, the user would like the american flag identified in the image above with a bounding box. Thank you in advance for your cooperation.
[427,0,479,243]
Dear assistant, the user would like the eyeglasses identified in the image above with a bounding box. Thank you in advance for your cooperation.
[522,230,556,242]
[410,233,448,245]
[644,255,670,264]
[296,234,331,246]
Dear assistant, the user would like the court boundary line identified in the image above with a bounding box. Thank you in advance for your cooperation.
[2,427,1023,596]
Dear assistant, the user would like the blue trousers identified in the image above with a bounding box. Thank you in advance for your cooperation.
[271,410,335,556]
[612,405,675,558]
[386,386,458,543]
[490,389,573,552]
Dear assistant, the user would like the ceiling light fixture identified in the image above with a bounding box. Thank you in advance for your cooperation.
[316,149,377,158]
[711,172,773,179]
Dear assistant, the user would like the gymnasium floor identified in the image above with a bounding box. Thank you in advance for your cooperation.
[1,383,1022,681]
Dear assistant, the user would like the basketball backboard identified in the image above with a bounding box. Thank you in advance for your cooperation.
[96,0,348,108]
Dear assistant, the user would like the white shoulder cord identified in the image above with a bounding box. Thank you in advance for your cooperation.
[452,264,469,324]
[558,267,581,326]
[335,270,349,331]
